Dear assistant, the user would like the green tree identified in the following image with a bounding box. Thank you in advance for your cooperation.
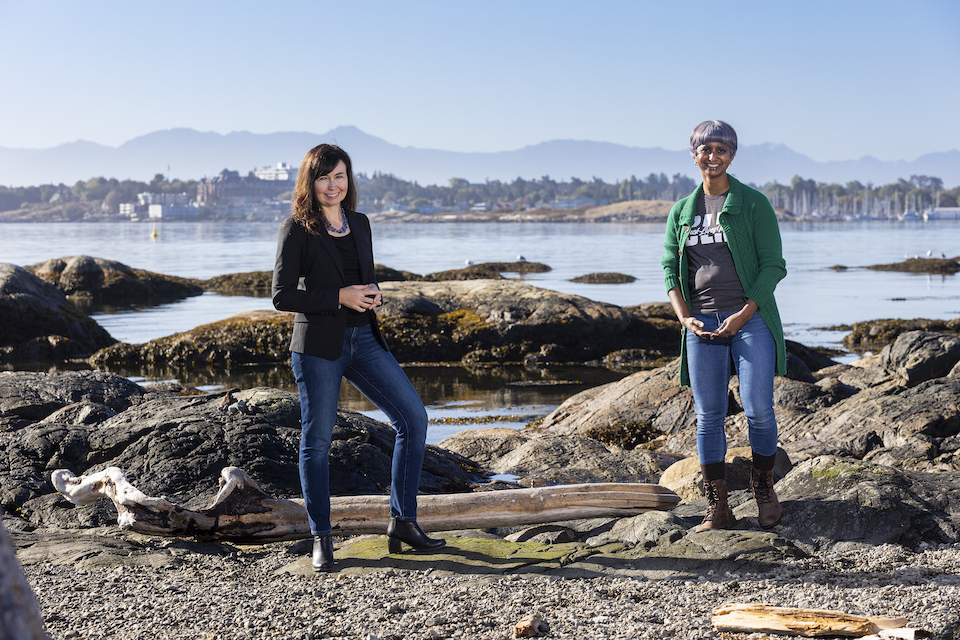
[103,190,122,213]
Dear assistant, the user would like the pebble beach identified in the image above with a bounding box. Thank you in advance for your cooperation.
[23,539,960,640]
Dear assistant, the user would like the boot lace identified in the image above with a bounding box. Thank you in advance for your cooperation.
[753,471,773,505]
[703,481,721,516]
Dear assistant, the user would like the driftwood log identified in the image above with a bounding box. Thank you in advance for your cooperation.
[0,519,49,640]
[52,466,680,542]
[712,603,910,637]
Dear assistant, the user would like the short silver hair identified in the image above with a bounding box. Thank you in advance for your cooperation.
[690,120,738,159]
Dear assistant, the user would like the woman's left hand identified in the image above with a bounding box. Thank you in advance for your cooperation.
[339,283,383,311]
[367,284,383,308]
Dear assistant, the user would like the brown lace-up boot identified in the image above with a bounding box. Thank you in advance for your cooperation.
[695,463,734,532]
[751,467,782,528]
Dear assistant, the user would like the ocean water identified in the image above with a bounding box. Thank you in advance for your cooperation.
[3,219,958,442]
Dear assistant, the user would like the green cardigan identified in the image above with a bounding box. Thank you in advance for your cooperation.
[661,175,787,387]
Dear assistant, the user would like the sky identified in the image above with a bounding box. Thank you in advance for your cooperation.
[0,0,958,163]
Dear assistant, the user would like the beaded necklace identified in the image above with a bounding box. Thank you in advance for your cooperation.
[323,207,349,234]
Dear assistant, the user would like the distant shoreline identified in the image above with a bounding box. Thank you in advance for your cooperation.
[0,200,944,224]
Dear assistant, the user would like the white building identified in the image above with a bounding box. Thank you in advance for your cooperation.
[924,207,960,221]
[254,162,298,182]
[148,204,196,218]
[138,192,191,206]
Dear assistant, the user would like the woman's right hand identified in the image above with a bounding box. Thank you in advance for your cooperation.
[679,315,708,338]
[338,284,381,312]
[667,287,709,337]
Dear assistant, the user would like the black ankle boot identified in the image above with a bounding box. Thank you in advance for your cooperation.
[386,518,445,553]
[312,535,334,571]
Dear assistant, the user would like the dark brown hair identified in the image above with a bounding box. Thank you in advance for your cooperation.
[291,144,358,234]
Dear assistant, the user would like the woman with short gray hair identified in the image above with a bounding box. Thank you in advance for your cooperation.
[662,120,787,531]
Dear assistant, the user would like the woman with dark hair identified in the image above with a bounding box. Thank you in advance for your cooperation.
[662,121,787,532]
[273,143,444,571]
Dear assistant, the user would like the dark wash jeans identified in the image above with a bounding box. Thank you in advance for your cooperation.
[291,325,428,536]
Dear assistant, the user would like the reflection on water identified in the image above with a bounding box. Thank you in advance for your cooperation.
[110,362,627,444]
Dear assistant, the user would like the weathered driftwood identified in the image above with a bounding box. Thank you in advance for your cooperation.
[0,519,49,640]
[712,603,909,637]
[52,466,679,542]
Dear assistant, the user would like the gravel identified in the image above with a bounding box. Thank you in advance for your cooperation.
[23,540,960,639]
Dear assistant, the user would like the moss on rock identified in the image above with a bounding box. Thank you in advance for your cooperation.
[583,420,664,450]
[842,317,960,352]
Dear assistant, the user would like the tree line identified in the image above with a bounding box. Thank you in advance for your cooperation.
[357,171,698,211]
[1,171,957,217]
[0,174,197,215]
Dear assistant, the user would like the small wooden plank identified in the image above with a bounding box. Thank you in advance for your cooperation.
[712,603,909,637]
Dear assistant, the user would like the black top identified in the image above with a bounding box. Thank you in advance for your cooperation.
[331,232,370,327]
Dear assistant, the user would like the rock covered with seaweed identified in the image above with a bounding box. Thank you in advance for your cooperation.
[87,279,679,372]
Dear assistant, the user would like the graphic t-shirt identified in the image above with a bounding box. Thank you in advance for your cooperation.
[686,191,745,314]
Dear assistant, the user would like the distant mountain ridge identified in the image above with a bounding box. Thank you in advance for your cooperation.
[1,125,958,188]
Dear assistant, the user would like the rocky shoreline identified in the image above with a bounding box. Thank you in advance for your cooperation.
[3,327,959,637]
[2,255,960,639]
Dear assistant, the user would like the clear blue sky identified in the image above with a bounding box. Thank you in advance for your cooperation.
[1,0,957,162]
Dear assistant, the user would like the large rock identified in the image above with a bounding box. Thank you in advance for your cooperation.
[418,261,550,282]
[0,263,116,365]
[0,376,483,531]
[0,370,148,432]
[534,359,693,444]
[842,317,960,353]
[877,329,960,386]
[376,279,678,365]
[90,280,681,370]
[865,256,960,274]
[771,332,960,470]
[780,374,960,470]
[435,428,531,469]
[90,309,292,367]
[438,428,682,486]
[200,271,272,297]
[27,255,203,304]
[772,455,960,552]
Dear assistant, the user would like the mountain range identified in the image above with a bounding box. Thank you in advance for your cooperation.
[1,125,958,188]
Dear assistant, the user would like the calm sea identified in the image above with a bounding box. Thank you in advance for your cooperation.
[3,219,958,441]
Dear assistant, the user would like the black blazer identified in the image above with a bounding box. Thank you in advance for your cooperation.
[272,212,389,359]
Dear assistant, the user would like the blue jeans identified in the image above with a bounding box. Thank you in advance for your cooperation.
[685,311,778,465]
[291,325,428,536]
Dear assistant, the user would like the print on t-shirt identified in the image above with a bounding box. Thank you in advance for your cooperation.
[686,211,727,246]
